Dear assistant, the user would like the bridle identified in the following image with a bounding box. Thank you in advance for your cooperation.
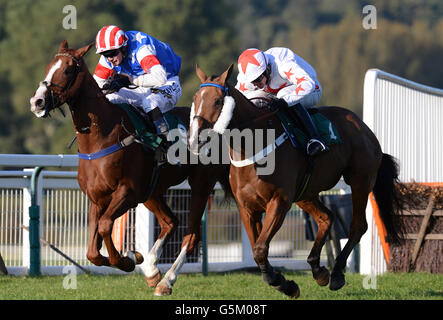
[192,83,229,128]
[40,52,82,111]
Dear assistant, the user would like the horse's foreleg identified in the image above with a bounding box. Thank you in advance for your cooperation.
[143,237,165,287]
[182,171,219,255]
[153,174,216,295]
[153,244,188,296]
[86,203,110,267]
[238,207,262,252]
[98,189,136,272]
[143,197,178,287]
[296,198,333,286]
[330,181,369,291]
[254,198,300,298]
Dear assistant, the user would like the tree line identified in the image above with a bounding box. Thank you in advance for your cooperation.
[1,0,442,154]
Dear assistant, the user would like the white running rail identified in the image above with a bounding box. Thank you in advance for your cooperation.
[361,69,443,275]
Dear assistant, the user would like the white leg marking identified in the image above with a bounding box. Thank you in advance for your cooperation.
[144,237,165,277]
[158,245,188,289]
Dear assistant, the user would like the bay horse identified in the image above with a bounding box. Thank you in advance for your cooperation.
[29,40,230,296]
[189,64,405,298]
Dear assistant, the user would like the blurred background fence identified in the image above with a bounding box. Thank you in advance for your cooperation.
[0,155,351,276]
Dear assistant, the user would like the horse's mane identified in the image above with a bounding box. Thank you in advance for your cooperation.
[227,82,272,116]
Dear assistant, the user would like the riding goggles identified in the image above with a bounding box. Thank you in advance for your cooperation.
[252,73,265,84]
[102,49,120,58]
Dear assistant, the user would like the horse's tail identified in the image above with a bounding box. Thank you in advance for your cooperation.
[372,153,405,245]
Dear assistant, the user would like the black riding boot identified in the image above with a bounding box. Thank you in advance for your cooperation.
[146,108,171,152]
[291,103,328,156]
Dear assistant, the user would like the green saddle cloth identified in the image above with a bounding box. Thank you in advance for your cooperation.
[164,112,187,133]
[276,109,342,149]
[116,104,186,152]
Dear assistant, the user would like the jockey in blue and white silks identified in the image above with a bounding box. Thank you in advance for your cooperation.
[93,25,182,138]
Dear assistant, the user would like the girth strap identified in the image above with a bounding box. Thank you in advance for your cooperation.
[294,157,314,202]
[78,135,135,160]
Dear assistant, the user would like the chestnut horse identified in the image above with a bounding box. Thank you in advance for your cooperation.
[189,64,404,298]
[29,40,230,296]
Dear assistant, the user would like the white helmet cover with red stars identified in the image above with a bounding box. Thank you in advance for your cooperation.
[95,25,128,54]
[237,48,267,83]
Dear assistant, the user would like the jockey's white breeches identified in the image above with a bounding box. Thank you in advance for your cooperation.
[105,76,182,113]
[277,84,322,108]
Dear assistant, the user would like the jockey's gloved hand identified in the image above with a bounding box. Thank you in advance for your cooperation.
[268,98,288,112]
[105,77,134,93]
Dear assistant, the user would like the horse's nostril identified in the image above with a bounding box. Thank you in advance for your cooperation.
[36,99,43,107]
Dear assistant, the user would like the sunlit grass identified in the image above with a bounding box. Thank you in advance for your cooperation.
[0,270,441,300]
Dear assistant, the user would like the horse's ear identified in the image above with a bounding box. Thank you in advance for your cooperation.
[75,42,95,58]
[59,40,69,52]
[196,64,208,83]
[220,64,234,85]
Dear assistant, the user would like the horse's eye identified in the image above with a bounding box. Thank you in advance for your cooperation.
[215,98,223,107]
[64,68,74,75]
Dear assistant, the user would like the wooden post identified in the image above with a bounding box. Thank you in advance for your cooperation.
[0,252,7,275]
[409,192,436,272]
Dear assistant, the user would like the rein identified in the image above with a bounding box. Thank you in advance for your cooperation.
[44,52,137,160]
[195,83,278,130]
[44,52,108,107]
[237,108,279,130]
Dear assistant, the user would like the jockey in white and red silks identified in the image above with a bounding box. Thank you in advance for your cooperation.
[93,25,182,140]
[235,47,328,157]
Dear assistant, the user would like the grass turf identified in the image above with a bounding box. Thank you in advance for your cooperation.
[0,270,442,300]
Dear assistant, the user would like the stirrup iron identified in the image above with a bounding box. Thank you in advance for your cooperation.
[306,138,328,156]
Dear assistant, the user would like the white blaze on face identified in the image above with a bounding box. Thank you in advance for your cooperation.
[189,89,206,154]
[188,89,236,154]
[30,59,62,117]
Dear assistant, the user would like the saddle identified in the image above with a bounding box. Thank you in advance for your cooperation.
[116,104,186,156]
[276,107,342,149]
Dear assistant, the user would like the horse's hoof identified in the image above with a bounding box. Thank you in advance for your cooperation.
[126,251,144,265]
[329,273,345,291]
[276,280,300,299]
[145,271,162,288]
[315,267,330,287]
[154,284,172,296]
[285,280,300,299]
[118,257,135,272]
